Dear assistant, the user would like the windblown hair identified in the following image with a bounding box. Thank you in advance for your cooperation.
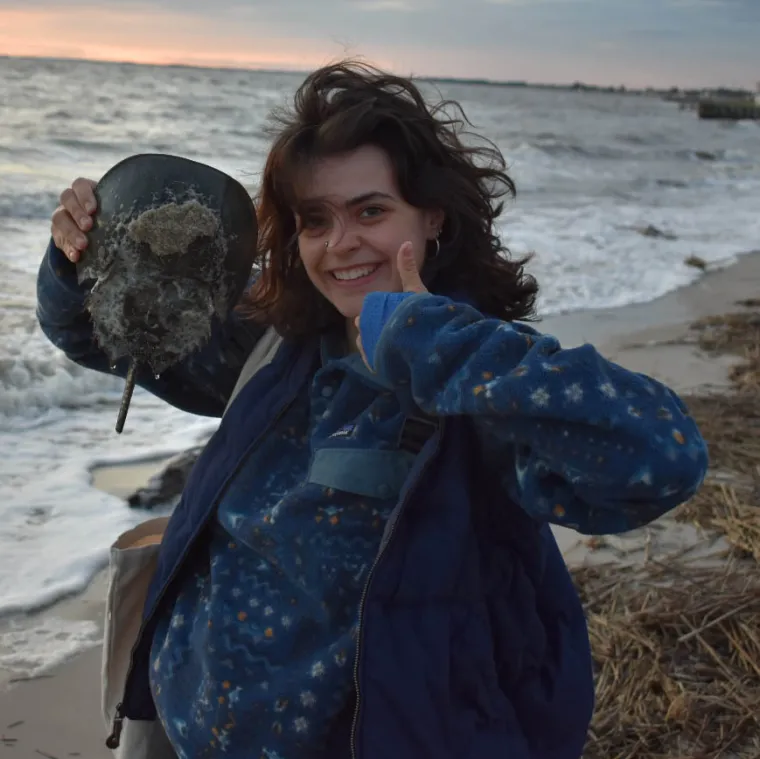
[242,60,538,337]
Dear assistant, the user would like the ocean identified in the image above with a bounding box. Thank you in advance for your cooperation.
[1,55,759,674]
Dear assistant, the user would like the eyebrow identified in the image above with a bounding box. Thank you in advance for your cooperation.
[296,191,396,211]
[345,191,395,207]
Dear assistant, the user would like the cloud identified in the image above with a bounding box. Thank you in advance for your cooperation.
[349,0,424,9]
[483,0,596,4]
[0,0,756,88]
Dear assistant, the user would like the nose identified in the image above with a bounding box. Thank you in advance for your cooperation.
[324,214,360,254]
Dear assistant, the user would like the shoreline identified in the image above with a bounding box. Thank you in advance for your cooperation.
[1,249,759,757]
[538,248,760,351]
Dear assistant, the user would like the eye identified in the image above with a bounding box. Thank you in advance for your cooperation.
[359,206,384,220]
[299,214,328,233]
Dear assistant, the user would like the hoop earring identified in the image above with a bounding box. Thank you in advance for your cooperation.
[429,235,441,259]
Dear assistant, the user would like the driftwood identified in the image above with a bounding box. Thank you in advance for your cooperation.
[126,446,203,509]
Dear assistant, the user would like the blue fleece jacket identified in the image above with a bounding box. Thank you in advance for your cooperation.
[359,291,708,534]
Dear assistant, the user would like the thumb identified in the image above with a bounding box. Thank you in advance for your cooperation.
[397,242,426,294]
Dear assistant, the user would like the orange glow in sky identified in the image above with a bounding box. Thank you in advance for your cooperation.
[0,7,340,71]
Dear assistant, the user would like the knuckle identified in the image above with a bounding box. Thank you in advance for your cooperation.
[51,206,67,228]
[74,177,96,195]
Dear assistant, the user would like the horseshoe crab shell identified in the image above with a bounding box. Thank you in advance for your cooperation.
[76,153,258,432]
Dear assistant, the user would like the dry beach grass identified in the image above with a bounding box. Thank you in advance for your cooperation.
[578,301,760,759]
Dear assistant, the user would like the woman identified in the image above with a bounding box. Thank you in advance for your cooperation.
[40,61,707,759]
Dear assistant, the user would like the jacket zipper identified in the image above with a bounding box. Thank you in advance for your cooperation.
[106,394,298,749]
[349,423,444,759]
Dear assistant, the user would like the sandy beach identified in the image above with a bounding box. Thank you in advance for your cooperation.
[1,250,759,759]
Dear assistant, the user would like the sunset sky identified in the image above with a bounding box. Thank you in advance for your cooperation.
[0,0,757,89]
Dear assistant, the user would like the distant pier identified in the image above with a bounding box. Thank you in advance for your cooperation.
[698,99,760,121]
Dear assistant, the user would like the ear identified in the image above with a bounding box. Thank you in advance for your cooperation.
[425,209,445,239]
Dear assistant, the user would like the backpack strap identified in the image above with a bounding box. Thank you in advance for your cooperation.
[398,413,439,454]
[224,327,440,455]
[223,326,283,416]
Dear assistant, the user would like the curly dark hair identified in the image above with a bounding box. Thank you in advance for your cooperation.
[241,60,538,337]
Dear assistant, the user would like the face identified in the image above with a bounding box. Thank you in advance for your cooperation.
[294,145,443,320]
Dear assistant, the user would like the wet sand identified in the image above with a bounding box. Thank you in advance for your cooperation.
[1,250,758,758]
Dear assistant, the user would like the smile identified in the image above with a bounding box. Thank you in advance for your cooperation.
[330,264,381,282]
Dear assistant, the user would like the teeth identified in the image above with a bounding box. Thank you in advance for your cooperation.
[332,265,378,281]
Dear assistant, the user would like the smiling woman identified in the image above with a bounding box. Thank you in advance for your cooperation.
[36,58,708,759]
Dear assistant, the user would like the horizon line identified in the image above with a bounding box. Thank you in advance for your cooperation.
[0,52,749,94]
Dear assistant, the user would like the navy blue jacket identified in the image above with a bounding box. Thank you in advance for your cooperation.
[36,240,707,759]
[119,338,596,759]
